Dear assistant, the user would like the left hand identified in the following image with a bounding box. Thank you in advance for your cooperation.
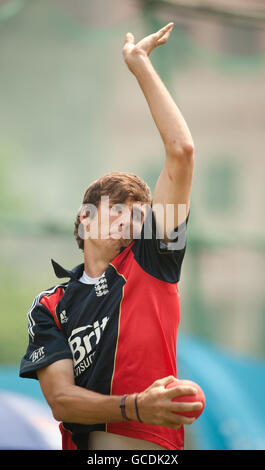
[123,22,174,72]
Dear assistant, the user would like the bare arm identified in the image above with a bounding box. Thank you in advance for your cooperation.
[123,24,193,154]
[37,359,201,428]
[37,359,122,424]
[123,24,194,238]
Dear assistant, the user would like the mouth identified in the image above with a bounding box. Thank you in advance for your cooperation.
[109,227,132,241]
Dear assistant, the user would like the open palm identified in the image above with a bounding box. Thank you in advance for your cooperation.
[123,22,174,70]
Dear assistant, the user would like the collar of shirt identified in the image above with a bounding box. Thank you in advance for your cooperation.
[51,259,84,280]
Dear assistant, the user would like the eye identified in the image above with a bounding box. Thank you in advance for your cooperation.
[111,204,123,214]
[133,209,143,221]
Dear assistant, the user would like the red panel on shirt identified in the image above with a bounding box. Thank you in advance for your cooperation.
[40,287,65,330]
[107,249,184,450]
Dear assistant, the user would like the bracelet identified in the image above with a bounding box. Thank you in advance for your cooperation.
[134,393,143,423]
[120,394,131,421]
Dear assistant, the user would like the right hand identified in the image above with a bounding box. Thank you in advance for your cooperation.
[128,376,202,429]
[123,23,174,74]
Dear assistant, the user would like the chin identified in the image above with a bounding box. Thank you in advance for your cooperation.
[108,234,133,248]
[112,238,132,248]
[121,237,133,247]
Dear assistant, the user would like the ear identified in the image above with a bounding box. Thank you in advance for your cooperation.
[78,205,92,237]
[79,203,97,221]
[79,203,99,241]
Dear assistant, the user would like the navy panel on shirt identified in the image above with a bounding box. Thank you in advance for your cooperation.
[132,205,190,283]
[19,206,191,450]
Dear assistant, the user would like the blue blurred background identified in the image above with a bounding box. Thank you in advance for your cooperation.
[0,0,264,450]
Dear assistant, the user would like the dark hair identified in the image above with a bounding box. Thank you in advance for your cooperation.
[74,171,152,250]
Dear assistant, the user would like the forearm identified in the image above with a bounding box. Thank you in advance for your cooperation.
[53,384,136,424]
[131,54,194,155]
[49,376,199,429]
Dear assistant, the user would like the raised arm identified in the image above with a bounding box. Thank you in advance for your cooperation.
[123,23,194,241]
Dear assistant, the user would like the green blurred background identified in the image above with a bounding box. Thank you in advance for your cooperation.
[0,0,264,377]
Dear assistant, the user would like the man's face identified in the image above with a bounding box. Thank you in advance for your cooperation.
[81,197,147,250]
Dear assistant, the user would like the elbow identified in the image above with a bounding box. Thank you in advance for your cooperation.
[50,391,69,422]
[166,141,194,162]
[52,407,64,423]
[182,142,195,159]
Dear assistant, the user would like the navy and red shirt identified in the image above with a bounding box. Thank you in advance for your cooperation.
[20,206,190,450]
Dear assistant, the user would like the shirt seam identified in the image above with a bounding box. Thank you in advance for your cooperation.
[20,350,73,372]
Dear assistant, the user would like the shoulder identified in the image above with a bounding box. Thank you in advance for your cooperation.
[27,283,69,333]
[29,283,68,311]
[37,284,68,313]
[131,205,190,283]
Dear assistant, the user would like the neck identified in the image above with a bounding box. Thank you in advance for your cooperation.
[83,239,123,278]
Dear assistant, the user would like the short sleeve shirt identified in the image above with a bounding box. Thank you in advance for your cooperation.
[20,206,190,450]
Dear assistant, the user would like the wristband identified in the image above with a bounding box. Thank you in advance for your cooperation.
[120,394,131,421]
[134,393,143,423]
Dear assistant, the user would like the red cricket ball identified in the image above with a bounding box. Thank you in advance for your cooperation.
[165,379,206,419]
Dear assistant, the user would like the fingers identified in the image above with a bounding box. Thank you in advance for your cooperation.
[170,401,203,414]
[139,377,202,429]
[158,22,174,34]
[165,384,197,399]
[156,22,174,40]
[154,376,177,387]
[123,32,135,63]
[124,32,135,45]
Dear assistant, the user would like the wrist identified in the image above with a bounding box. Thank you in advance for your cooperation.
[125,51,151,75]
[134,393,144,423]
[124,394,138,420]
[124,393,144,423]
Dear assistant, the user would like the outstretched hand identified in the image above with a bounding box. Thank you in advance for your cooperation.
[123,22,174,72]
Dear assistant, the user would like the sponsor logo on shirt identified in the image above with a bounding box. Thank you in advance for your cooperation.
[29,346,45,363]
[68,316,109,377]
